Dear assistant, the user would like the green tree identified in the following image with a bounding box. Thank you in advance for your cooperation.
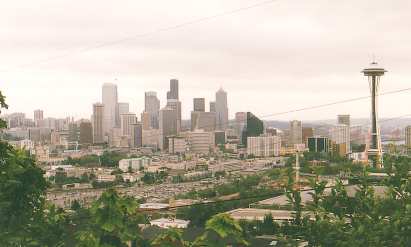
[194,213,248,247]
[151,228,187,247]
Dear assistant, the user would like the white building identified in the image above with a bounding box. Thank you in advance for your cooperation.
[118,157,151,172]
[168,136,188,154]
[289,120,302,146]
[330,124,351,154]
[247,135,281,157]
[102,83,119,134]
[187,130,215,154]
[120,113,137,137]
[150,218,190,229]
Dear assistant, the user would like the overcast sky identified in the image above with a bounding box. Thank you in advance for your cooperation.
[1,0,410,121]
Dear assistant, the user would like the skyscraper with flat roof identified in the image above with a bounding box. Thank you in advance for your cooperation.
[193,98,205,112]
[144,91,160,129]
[102,83,119,134]
[34,109,43,127]
[167,79,179,100]
[92,103,104,144]
[120,113,137,136]
[215,88,228,130]
[159,106,178,150]
[289,120,303,146]
[337,114,350,126]
[118,102,130,116]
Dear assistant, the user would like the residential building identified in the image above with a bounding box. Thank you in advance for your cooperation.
[247,135,281,157]
[330,124,351,154]
[187,130,215,154]
[168,136,188,154]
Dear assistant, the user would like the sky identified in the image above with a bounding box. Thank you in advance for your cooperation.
[1,0,411,121]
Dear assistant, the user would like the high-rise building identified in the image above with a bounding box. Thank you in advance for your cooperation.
[362,61,386,166]
[167,79,179,100]
[120,113,137,136]
[79,122,93,146]
[405,126,411,150]
[289,120,303,146]
[337,114,350,126]
[235,112,247,139]
[330,124,350,155]
[209,101,216,112]
[247,135,281,157]
[118,102,130,116]
[215,88,228,130]
[187,130,215,154]
[130,123,142,148]
[214,131,226,145]
[168,136,187,154]
[159,107,178,150]
[166,99,182,133]
[34,109,43,127]
[141,111,150,130]
[102,83,119,134]
[191,111,216,131]
[302,127,314,145]
[144,91,160,129]
[92,103,104,144]
[193,98,205,112]
[241,112,264,146]
[307,136,329,153]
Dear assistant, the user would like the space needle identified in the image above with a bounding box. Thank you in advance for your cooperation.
[362,61,387,167]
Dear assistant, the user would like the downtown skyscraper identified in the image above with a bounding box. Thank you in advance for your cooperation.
[166,79,181,133]
[215,88,228,130]
[102,83,119,135]
[144,91,160,129]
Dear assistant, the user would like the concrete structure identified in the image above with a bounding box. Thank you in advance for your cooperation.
[118,102,130,116]
[362,61,386,166]
[142,129,160,149]
[102,83,119,134]
[209,101,216,112]
[247,135,281,157]
[226,208,313,222]
[120,113,137,136]
[168,136,188,154]
[144,91,160,129]
[191,111,216,131]
[406,126,411,150]
[130,123,143,148]
[166,99,182,133]
[193,98,205,112]
[289,120,302,146]
[34,109,43,127]
[187,130,215,154]
[215,88,228,130]
[141,111,150,130]
[92,103,104,144]
[302,127,314,145]
[338,114,350,126]
[159,107,178,150]
[79,122,93,146]
[150,218,189,229]
[330,124,350,155]
[167,79,179,100]
[235,112,247,138]
[119,157,151,172]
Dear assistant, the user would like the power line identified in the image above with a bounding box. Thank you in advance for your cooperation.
[2,0,282,72]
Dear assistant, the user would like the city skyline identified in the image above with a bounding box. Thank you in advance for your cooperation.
[1,0,411,120]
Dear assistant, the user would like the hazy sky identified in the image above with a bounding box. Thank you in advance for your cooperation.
[1,0,411,121]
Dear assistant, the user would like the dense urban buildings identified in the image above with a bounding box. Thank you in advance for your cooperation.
[240,112,264,146]
[330,124,351,155]
[34,109,43,127]
[159,106,178,150]
[406,126,411,150]
[247,135,281,157]
[337,114,350,126]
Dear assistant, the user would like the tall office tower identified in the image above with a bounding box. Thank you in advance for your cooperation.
[118,102,130,116]
[141,111,150,130]
[68,123,80,142]
[159,107,178,150]
[330,124,351,155]
[247,135,281,157]
[289,120,303,146]
[166,99,182,133]
[102,83,119,134]
[191,112,216,131]
[362,61,386,166]
[215,88,229,130]
[337,114,350,126]
[241,112,264,146]
[34,109,43,127]
[144,91,160,129]
[302,127,314,145]
[209,101,216,112]
[235,112,247,138]
[193,98,205,112]
[405,126,411,151]
[92,103,104,144]
[120,113,137,136]
[130,123,143,148]
[79,122,93,146]
[167,79,179,100]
